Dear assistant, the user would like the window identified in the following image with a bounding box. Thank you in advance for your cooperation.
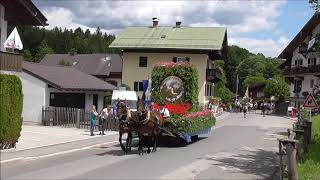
[295,59,303,67]
[205,83,214,97]
[139,57,148,67]
[294,80,302,92]
[311,79,314,88]
[308,58,316,65]
[134,81,143,92]
[173,57,190,63]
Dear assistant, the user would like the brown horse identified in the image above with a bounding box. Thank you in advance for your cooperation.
[117,100,138,154]
[136,99,164,154]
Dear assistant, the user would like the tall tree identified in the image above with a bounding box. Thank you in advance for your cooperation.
[14,26,117,62]
[225,45,252,92]
[34,40,54,62]
[309,0,320,11]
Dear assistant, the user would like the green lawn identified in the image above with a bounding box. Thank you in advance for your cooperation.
[298,115,320,180]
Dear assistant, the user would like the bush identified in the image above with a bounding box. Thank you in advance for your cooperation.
[0,74,23,149]
[121,83,131,91]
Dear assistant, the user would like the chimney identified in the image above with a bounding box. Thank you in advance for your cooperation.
[176,21,182,28]
[152,17,159,28]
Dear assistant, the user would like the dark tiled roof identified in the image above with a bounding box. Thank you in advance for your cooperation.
[22,62,118,91]
[39,54,122,75]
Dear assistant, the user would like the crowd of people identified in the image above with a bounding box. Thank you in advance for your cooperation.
[234,99,275,118]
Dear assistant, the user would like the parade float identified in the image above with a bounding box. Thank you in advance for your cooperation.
[151,61,216,143]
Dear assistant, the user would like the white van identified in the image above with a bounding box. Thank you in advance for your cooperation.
[111,90,138,111]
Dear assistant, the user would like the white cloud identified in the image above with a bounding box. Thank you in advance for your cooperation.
[229,36,291,58]
[42,7,119,34]
[36,0,289,57]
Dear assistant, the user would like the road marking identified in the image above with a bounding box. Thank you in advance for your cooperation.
[19,138,41,142]
[0,141,119,164]
[0,157,24,164]
[159,158,213,179]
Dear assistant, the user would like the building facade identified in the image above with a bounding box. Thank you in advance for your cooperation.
[279,12,320,107]
[110,19,227,105]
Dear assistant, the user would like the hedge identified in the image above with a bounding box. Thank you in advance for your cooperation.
[0,74,23,149]
[151,62,199,108]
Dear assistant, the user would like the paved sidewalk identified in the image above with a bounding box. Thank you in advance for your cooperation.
[2,125,118,152]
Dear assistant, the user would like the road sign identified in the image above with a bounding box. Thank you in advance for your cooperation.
[302,94,319,108]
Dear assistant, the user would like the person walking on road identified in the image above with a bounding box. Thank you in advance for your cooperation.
[90,105,98,136]
[243,103,248,118]
[261,101,266,117]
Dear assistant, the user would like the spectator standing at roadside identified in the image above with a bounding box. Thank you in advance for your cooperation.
[90,105,98,136]
[99,105,108,135]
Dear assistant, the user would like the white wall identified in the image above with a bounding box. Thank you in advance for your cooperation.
[18,71,47,124]
[0,4,7,52]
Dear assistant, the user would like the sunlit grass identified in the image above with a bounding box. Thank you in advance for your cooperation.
[298,115,320,180]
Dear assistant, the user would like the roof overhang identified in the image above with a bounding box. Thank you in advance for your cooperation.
[22,68,117,92]
[0,0,48,26]
[278,12,320,60]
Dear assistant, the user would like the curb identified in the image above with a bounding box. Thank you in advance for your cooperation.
[0,141,119,164]
[1,132,118,153]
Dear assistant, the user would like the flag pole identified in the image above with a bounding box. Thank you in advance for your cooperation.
[236,74,239,102]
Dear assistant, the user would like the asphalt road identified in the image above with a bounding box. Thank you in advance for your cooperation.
[1,112,292,180]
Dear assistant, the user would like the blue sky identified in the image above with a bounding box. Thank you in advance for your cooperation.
[277,1,314,39]
[34,0,317,57]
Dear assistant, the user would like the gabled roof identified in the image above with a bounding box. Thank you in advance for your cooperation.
[23,62,118,91]
[39,54,122,76]
[278,12,320,60]
[0,0,47,26]
[110,26,227,50]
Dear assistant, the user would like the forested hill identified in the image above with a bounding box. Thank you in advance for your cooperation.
[10,26,116,62]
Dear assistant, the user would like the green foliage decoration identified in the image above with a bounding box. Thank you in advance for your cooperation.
[0,74,23,149]
[151,63,199,108]
[165,114,216,134]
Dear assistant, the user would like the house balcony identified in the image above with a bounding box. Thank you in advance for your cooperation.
[0,51,23,72]
[206,69,222,83]
[283,64,320,76]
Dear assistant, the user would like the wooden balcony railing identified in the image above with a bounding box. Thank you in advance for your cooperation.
[0,51,23,72]
[283,64,320,75]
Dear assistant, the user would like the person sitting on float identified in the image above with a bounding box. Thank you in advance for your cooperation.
[159,104,170,118]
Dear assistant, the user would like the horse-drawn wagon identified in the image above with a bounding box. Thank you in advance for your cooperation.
[116,62,216,154]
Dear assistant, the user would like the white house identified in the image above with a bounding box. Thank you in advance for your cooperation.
[19,62,117,124]
[279,12,320,107]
